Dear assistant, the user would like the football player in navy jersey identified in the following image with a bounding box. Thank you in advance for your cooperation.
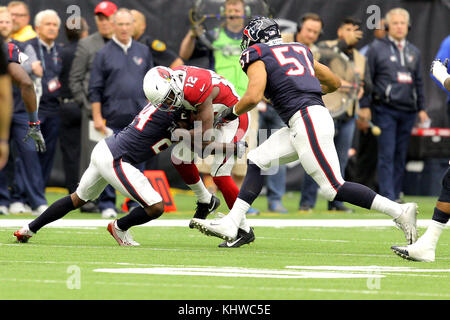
[14,101,245,246]
[191,17,419,248]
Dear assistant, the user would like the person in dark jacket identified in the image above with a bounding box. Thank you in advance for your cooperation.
[59,18,89,195]
[366,8,429,202]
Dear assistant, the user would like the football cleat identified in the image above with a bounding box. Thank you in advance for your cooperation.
[102,208,118,218]
[393,202,418,245]
[190,216,238,242]
[218,227,255,248]
[391,243,435,262]
[189,195,220,229]
[14,225,35,243]
[107,220,140,246]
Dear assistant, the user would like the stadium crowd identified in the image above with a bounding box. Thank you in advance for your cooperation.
[0,0,448,220]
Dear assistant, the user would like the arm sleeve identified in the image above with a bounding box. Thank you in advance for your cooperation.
[88,52,104,104]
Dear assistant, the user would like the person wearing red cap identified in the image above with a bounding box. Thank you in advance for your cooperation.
[68,1,117,215]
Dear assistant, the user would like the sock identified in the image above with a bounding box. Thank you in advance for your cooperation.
[418,220,445,250]
[29,195,75,233]
[188,180,212,204]
[370,195,403,219]
[213,176,239,209]
[237,162,264,205]
[334,182,377,209]
[227,197,251,232]
[116,206,152,231]
[171,156,211,203]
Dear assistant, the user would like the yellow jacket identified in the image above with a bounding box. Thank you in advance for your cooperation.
[11,25,37,42]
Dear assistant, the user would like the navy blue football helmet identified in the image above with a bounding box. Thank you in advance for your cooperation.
[240,16,281,50]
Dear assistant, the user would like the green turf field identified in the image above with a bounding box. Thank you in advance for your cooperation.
[0,191,449,300]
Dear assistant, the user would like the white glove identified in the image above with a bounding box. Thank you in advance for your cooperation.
[431,59,449,86]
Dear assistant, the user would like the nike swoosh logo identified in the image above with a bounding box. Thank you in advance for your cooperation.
[226,237,242,247]
[208,199,216,211]
[200,84,206,92]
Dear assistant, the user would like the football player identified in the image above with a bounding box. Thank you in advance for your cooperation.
[191,17,419,248]
[14,100,246,246]
[390,58,450,262]
[143,65,250,231]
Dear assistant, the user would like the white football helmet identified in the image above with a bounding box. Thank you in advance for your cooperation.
[143,66,184,112]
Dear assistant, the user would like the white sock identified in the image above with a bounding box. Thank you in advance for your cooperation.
[370,195,402,219]
[417,220,445,249]
[227,198,250,229]
[188,181,212,204]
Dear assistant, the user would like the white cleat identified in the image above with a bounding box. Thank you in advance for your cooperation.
[102,208,118,218]
[190,217,238,242]
[9,202,27,214]
[107,220,140,246]
[394,202,418,245]
[0,205,9,215]
[391,242,435,262]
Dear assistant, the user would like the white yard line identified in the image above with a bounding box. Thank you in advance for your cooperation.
[0,219,443,228]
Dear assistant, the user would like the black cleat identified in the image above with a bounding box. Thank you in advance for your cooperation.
[391,246,414,261]
[189,195,220,228]
[218,227,255,248]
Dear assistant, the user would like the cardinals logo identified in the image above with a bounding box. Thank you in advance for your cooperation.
[157,67,171,81]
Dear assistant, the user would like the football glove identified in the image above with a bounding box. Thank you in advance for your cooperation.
[431,58,449,85]
[24,122,46,153]
[214,107,238,128]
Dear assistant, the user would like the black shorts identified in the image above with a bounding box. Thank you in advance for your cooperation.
[438,166,450,203]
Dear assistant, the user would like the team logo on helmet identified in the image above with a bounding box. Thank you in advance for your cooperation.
[244,19,263,41]
[157,67,171,81]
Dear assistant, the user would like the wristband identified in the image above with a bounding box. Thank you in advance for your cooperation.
[28,111,39,124]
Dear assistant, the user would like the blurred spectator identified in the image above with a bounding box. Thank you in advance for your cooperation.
[88,8,152,218]
[282,12,323,58]
[300,17,371,212]
[69,1,117,213]
[7,1,36,42]
[131,9,183,69]
[0,7,47,216]
[59,17,89,194]
[366,8,429,202]
[179,0,260,214]
[22,9,62,215]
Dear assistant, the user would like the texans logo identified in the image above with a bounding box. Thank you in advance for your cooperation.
[244,20,263,41]
[133,56,143,66]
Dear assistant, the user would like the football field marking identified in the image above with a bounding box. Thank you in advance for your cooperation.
[0,219,443,228]
[93,266,385,279]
